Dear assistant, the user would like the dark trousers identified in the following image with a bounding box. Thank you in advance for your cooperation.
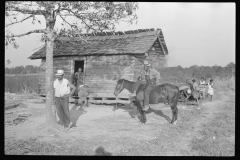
[55,97,71,127]
[144,84,155,106]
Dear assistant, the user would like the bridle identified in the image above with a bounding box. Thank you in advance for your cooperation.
[119,79,125,92]
[115,79,125,115]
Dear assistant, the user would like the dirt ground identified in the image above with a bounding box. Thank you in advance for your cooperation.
[4,89,235,156]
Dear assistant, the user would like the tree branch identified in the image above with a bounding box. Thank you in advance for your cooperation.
[59,15,76,28]
[5,29,46,38]
[5,15,34,27]
[6,6,45,15]
[60,8,87,15]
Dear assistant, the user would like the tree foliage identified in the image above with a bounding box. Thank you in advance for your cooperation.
[159,62,235,83]
[5,1,139,47]
[5,65,41,74]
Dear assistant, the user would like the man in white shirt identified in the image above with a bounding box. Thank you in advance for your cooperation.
[53,70,76,130]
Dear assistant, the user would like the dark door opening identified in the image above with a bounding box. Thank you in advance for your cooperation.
[74,60,84,74]
[72,60,85,88]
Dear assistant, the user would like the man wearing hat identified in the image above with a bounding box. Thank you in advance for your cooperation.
[141,60,161,111]
[54,69,76,130]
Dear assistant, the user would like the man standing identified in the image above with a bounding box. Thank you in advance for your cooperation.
[54,70,76,130]
[142,60,161,111]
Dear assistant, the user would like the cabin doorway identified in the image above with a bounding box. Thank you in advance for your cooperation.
[73,60,85,87]
[74,60,84,74]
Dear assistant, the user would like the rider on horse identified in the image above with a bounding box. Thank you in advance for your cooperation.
[130,60,161,111]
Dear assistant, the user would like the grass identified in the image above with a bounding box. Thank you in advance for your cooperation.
[190,79,235,156]
[5,74,40,94]
[5,137,111,155]
[190,101,235,156]
[4,76,235,156]
[214,77,235,92]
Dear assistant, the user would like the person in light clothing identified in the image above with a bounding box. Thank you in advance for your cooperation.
[199,77,206,85]
[76,84,90,110]
[207,79,214,101]
[53,70,76,130]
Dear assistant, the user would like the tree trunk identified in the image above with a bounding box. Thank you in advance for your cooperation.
[45,30,57,127]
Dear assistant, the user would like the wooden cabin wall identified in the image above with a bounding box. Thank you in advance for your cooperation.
[146,39,168,70]
[84,55,135,98]
[38,58,72,95]
[147,51,167,70]
[37,53,167,97]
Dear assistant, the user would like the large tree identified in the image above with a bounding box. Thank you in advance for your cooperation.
[5,1,138,128]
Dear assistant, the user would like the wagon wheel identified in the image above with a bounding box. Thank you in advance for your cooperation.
[179,90,190,104]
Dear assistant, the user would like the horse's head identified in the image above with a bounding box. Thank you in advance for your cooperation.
[114,79,125,97]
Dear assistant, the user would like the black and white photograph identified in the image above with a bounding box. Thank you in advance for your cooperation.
[5,2,235,156]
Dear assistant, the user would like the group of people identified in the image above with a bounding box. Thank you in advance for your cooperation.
[186,77,214,101]
[53,67,89,130]
[52,56,214,130]
[52,60,161,129]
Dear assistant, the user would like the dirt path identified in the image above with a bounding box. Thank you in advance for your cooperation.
[5,90,235,155]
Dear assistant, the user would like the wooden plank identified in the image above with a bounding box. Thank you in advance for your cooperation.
[85,79,128,83]
[88,92,130,97]
[85,66,128,71]
[88,99,130,104]
[53,60,70,65]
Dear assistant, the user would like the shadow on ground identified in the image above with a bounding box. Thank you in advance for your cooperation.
[56,104,87,127]
[112,102,171,123]
[94,146,112,156]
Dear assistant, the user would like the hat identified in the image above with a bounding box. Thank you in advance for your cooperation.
[56,70,64,76]
[143,60,150,66]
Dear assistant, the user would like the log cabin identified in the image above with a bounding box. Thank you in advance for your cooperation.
[29,28,169,103]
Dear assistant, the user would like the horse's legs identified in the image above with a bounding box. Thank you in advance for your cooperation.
[196,97,199,106]
[138,100,146,123]
[169,99,178,125]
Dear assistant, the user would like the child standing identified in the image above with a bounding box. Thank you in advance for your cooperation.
[207,79,214,101]
[76,85,90,110]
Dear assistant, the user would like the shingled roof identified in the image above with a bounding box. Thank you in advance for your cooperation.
[29,28,168,59]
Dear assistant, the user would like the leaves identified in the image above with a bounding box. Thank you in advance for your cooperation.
[5,2,139,40]
[160,63,236,83]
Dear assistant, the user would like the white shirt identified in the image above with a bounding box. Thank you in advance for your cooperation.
[208,82,214,95]
[54,78,70,97]
[200,80,206,85]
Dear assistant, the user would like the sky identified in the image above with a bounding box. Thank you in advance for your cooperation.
[5,2,235,68]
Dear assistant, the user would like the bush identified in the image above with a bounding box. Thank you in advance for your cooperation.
[214,77,235,92]
[5,74,40,94]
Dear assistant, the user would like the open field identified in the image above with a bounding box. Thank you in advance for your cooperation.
[5,74,41,94]
[4,79,235,156]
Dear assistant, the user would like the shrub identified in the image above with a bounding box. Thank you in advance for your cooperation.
[214,77,235,92]
[5,74,40,94]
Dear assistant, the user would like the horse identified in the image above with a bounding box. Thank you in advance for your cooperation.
[114,79,180,125]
